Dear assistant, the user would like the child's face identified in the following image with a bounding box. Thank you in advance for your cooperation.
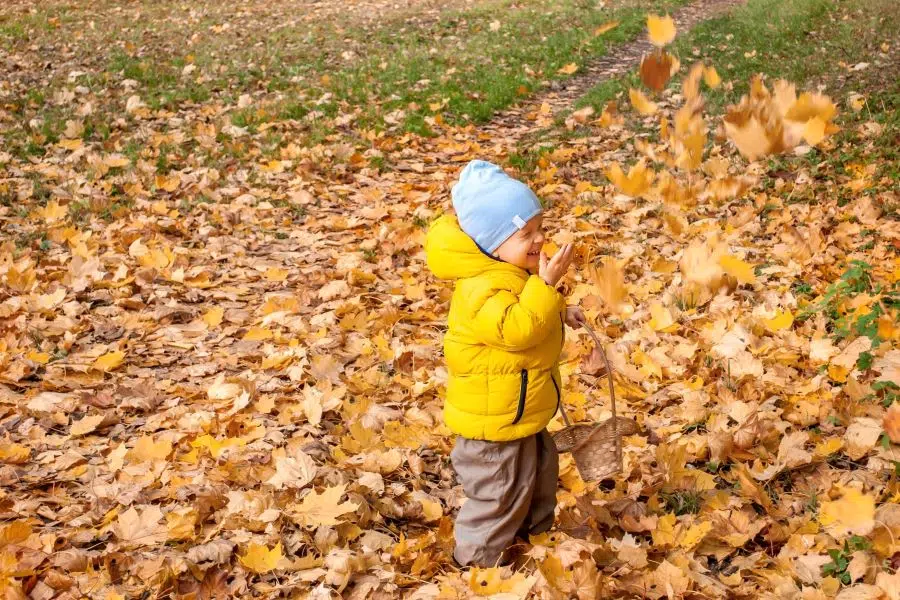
[493,215,545,270]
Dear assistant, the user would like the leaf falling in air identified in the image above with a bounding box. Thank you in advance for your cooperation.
[647,14,676,47]
[629,88,659,115]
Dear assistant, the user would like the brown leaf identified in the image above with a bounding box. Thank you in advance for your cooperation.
[640,51,674,92]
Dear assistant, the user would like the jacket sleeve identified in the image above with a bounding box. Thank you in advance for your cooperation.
[471,275,564,351]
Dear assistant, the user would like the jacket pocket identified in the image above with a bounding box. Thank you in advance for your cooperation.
[512,369,528,424]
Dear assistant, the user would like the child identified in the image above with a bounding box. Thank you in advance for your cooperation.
[425,160,585,567]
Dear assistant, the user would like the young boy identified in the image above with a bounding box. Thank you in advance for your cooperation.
[425,160,585,567]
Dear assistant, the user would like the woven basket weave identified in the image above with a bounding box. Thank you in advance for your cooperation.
[552,323,640,481]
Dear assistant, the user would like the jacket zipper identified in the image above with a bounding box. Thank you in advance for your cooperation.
[550,372,561,411]
[513,315,565,425]
[512,369,528,424]
[554,313,564,412]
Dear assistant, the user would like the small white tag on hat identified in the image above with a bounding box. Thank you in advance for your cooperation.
[512,215,527,229]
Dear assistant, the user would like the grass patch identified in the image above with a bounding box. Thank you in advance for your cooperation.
[3,0,696,155]
[577,0,896,113]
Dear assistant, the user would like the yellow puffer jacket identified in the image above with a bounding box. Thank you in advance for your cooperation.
[425,215,565,441]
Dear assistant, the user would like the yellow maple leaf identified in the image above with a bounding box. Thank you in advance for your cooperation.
[786,91,837,123]
[814,438,844,458]
[239,542,283,573]
[116,505,167,547]
[37,200,68,223]
[606,161,654,197]
[0,522,32,546]
[128,436,173,463]
[681,62,704,102]
[647,14,676,47]
[632,348,662,379]
[594,20,619,36]
[827,364,849,383]
[649,302,678,332]
[202,306,224,328]
[629,88,658,115]
[558,62,578,75]
[652,513,678,546]
[93,350,125,372]
[589,258,626,313]
[469,567,504,595]
[718,254,756,285]
[154,174,181,192]
[70,414,105,437]
[723,114,775,161]
[262,160,288,173]
[166,507,198,541]
[703,66,721,88]
[803,116,827,145]
[291,484,359,527]
[243,327,273,341]
[537,555,568,589]
[467,567,532,596]
[26,350,50,364]
[104,154,130,168]
[0,442,30,464]
[58,137,83,151]
[679,521,712,549]
[191,434,244,459]
[265,267,289,282]
[819,487,875,539]
[763,309,794,332]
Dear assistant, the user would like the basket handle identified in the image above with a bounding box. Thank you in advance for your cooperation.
[580,321,621,464]
[580,322,616,424]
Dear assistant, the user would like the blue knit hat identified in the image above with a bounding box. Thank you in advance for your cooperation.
[451,160,542,254]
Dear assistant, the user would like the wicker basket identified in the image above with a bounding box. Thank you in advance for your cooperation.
[552,323,640,481]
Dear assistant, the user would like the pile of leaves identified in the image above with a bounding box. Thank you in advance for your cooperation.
[0,6,898,600]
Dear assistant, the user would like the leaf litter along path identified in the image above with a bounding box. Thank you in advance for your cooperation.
[2,0,899,599]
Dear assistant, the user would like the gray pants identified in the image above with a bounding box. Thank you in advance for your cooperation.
[450,429,559,567]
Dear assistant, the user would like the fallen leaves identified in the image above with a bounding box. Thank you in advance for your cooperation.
[239,542,284,573]
[0,441,30,464]
[92,350,125,372]
[266,448,317,490]
[69,414,105,437]
[844,417,883,460]
[289,485,359,527]
[0,2,896,599]
[884,404,900,443]
[116,505,167,547]
[819,487,876,539]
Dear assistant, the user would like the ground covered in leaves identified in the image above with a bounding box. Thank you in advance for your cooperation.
[0,0,898,598]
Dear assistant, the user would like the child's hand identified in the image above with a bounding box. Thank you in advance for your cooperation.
[565,306,586,328]
[538,243,573,287]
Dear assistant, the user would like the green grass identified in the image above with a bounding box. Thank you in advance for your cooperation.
[574,0,838,114]
[2,0,702,159]
[575,0,896,114]
[557,0,899,182]
[667,0,835,109]
[660,490,703,515]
